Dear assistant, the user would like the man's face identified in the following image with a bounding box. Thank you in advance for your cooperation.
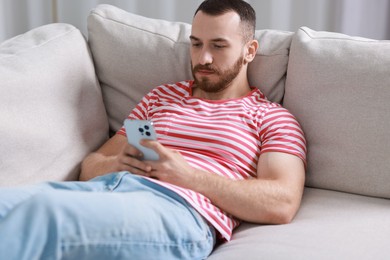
[190,11,246,93]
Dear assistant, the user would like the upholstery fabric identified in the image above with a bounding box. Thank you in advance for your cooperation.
[87,4,293,133]
[0,23,108,186]
[209,188,390,259]
[284,27,390,199]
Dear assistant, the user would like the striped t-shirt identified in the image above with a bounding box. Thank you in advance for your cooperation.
[117,80,306,241]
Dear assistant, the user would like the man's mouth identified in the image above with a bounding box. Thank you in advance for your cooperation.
[194,65,218,76]
[197,69,215,76]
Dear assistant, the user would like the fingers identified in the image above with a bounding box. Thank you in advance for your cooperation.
[117,140,165,178]
[119,155,153,174]
[117,143,153,174]
[122,143,143,158]
[140,139,164,156]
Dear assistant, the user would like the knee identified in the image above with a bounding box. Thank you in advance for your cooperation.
[25,192,71,227]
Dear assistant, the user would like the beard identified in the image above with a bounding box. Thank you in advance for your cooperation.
[191,55,244,93]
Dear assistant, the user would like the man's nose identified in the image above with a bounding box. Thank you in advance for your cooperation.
[198,48,213,65]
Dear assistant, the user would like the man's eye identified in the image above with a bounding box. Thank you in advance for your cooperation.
[214,45,226,49]
[191,43,202,47]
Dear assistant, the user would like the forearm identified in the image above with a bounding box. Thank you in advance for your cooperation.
[79,134,139,181]
[190,171,302,224]
[79,153,118,181]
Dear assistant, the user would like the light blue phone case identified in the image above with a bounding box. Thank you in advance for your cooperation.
[124,119,159,161]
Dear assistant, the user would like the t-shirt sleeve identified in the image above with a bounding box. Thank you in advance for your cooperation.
[259,106,307,164]
[116,90,155,136]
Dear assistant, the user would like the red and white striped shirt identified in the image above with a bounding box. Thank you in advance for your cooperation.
[118,80,306,241]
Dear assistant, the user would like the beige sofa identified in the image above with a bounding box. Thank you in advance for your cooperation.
[1,4,390,259]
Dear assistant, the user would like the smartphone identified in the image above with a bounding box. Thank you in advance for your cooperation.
[124,119,159,161]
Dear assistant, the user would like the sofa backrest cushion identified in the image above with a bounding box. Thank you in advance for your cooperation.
[87,4,293,133]
[0,23,109,186]
[284,27,390,199]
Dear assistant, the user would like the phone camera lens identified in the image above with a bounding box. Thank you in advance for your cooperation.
[138,128,144,133]
[145,131,151,137]
[144,125,150,130]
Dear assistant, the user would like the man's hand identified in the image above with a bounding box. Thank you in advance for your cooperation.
[113,140,153,175]
[139,139,198,187]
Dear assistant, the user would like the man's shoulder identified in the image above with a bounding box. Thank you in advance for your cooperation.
[251,89,283,109]
[250,89,298,119]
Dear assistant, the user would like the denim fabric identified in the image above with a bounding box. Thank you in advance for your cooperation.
[0,172,216,260]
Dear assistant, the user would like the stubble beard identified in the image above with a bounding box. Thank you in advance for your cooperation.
[192,55,244,94]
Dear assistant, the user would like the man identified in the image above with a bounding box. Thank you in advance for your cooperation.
[0,0,306,259]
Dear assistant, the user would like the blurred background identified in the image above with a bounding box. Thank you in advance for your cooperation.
[1,0,389,43]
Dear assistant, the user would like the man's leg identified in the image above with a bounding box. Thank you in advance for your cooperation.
[0,172,216,260]
[0,173,114,220]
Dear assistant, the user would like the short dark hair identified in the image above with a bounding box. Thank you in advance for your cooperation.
[194,0,256,42]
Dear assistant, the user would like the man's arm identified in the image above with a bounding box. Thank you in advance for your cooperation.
[81,135,305,224]
[193,152,305,224]
[79,134,152,181]
[141,140,305,224]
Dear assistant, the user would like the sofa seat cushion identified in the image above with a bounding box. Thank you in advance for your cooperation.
[0,23,108,186]
[87,4,293,133]
[284,27,390,199]
[209,188,390,259]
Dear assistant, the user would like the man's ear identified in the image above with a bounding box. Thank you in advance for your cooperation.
[244,39,259,63]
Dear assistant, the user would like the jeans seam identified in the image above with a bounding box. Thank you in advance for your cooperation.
[61,235,213,248]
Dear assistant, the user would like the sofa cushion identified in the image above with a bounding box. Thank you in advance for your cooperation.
[0,23,109,186]
[209,188,390,259]
[284,27,390,198]
[87,4,293,133]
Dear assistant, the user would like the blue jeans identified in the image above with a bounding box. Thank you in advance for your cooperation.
[0,172,216,260]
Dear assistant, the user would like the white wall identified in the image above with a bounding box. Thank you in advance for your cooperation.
[1,0,389,43]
